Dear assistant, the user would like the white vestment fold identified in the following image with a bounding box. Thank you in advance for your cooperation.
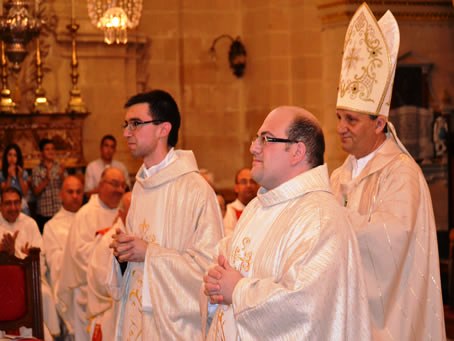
[109,150,224,340]
[331,137,446,341]
[205,164,371,340]
[57,194,118,341]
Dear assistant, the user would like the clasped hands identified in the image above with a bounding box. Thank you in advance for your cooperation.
[203,255,243,305]
[109,228,148,262]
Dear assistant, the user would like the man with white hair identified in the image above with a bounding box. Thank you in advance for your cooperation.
[330,3,445,340]
[87,191,132,341]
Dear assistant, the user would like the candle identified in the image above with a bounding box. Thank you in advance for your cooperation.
[71,0,75,20]
[35,0,39,14]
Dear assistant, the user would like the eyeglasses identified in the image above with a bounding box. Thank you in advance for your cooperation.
[103,180,127,190]
[122,119,163,131]
[251,135,300,147]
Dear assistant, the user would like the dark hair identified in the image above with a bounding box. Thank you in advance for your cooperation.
[287,116,325,168]
[1,186,22,201]
[101,134,116,147]
[124,90,181,147]
[2,144,24,179]
[39,138,54,151]
[234,167,249,184]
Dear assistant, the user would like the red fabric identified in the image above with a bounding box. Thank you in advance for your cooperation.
[233,208,243,220]
[96,227,112,236]
[0,265,27,320]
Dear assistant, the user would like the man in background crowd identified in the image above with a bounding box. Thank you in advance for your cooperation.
[84,134,130,197]
[223,167,259,236]
[43,175,84,334]
[32,139,67,233]
[57,167,125,341]
[0,187,60,340]
[87,191,132,341]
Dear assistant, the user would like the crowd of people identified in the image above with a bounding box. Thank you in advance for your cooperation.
[0,3,447,341]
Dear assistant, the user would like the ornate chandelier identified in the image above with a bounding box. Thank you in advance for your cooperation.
[0,0,41,72]
[87,0,142,44]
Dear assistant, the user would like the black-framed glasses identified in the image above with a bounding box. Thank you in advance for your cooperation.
[102,180,127,190]
[122,119,164,131]
[251,135,300,147]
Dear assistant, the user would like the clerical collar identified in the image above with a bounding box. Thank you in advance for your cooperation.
[143,148,176,178]
[352,140,386,179]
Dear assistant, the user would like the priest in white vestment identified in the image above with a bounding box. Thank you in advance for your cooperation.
[43,176,83,295]
[87,192,131,341]
[203,106,371,340]
[0,187,60,340]
[330,4,445,340]
[110,90,224,340]
[57,168,126,341]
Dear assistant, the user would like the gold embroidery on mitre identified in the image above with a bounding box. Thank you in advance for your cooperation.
[233,237,252,273]
[337,3,399,117]
[339,11,384,104]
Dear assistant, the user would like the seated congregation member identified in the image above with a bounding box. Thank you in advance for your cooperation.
[0,187,60,340]
[32,138,67,233]
[203,106,371,340]
[330,4,445,340]
[57,167,126,341]
[42,175,84,331]
[84,134,130,197]
[109,89,223,340]
[0,143,30,215]
[223,167,259,236]
[87,191,132,341]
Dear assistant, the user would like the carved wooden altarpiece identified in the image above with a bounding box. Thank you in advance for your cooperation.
[0,113,88,169]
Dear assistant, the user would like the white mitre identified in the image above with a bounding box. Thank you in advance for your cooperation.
[337,3,400,117]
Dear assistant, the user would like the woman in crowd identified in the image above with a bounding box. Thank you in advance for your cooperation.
[0,143,30,215]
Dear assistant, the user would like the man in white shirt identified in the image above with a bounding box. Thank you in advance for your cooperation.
[84,134,130,197]
[0,187,60,340]
[203,106,371,340]
[330,4,445,340]
[57,167,126,341]
[223,167,259,236]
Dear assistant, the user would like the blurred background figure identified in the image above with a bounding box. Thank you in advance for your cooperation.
[223,167,259,236]
[0,143,30,215]
[84,135,130,198]
[32,139,67,233]
[87,191,132,341]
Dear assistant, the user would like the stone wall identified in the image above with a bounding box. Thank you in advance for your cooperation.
[12,0,453,191]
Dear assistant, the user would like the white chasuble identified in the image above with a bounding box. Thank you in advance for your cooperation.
[206,164,371,341]
[57,194,118,341]
[110,150,223,340]
[331,137,446,341]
